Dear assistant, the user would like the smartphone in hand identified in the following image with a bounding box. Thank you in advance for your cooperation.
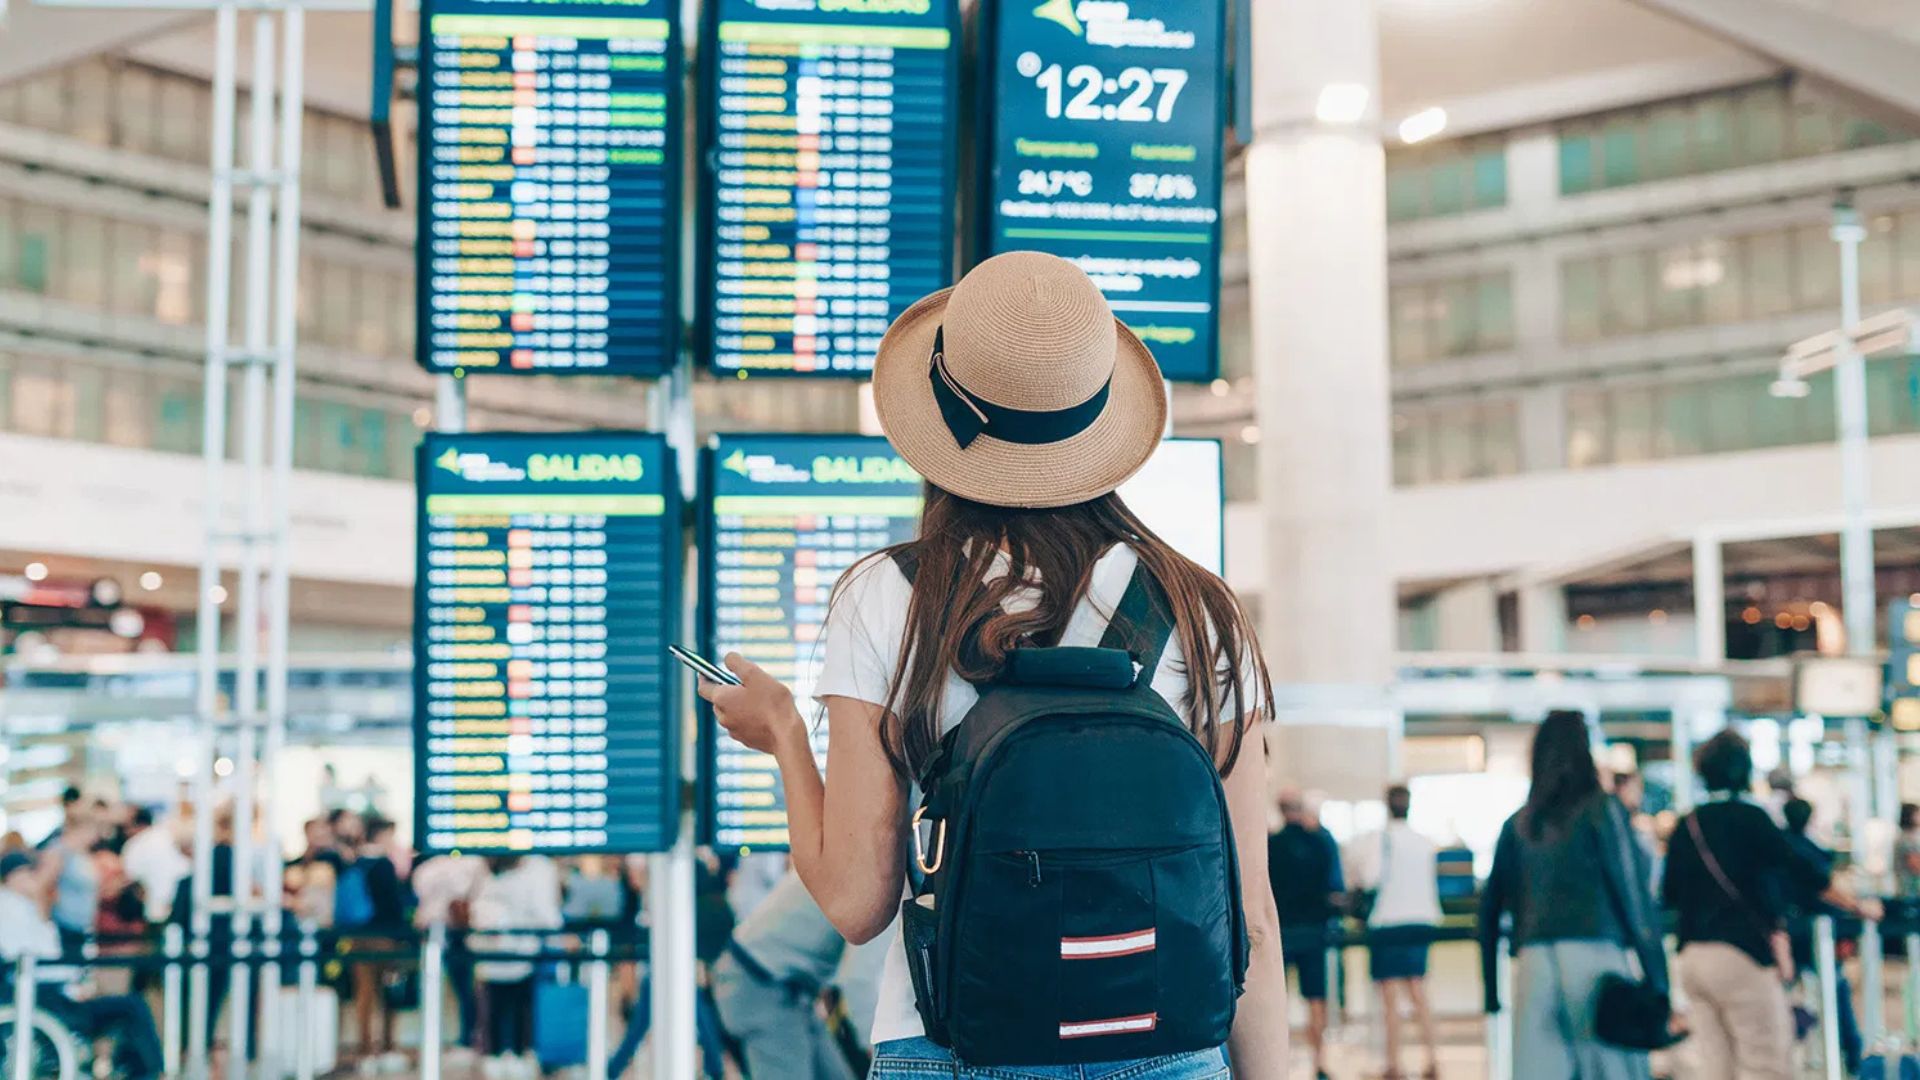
[668,644,743,686]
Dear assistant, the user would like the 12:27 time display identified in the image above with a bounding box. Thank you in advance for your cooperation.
[1017,51,1189,124]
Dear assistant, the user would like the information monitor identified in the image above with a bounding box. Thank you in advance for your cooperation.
[982,0,1228,381]
[418,0,683,376]
[701,0,960,376]
[699,433,1223,851]
[415,431,681,855]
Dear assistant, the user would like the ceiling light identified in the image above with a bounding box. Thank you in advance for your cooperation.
[209,585,229,605]
[1769,378,1811,399]
[1397,106,1447,145]
[140,572,164,592]
[1315,83,1371,126]
[1210,379,1230,398]
[23,562,47,582]
[1239,425,1262,445]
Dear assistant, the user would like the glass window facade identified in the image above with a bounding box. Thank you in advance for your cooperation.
[0,349,421,480]
[1392,399,1524,485]
[1386,137,1508,223]
[1559,208,1920,342]
[0,57,394,209]
[1389,271,1515,366]
[1557,81,1915,195]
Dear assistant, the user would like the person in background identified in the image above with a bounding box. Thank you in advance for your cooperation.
[411,852,488,1051]
[606,852,734,1080]
[0,851,165,1080]
[1269,786,1343,1080]
[1613,771,1663,897]
[1353,784,1441,1080]
[42,815,103,952]
[1894,803,1920,899]
[471,854,563,1078]
[170,805,240,1054]
[1782,798,1861,1075]
[120,806,189,923]
[344,816,408,1064]
[1480,711,1664,1080]
[1663,730,1879,1080]
[675,871,863,1080]
[562,856,626,925]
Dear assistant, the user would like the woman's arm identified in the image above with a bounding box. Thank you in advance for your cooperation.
[1478,820,1513,1014]
[701,657,908,944]
[1221,722,1288,1078]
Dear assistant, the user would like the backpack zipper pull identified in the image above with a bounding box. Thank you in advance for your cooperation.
[1020,851,1041,887]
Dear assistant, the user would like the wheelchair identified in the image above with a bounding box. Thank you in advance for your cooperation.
[0,1002,87,1080]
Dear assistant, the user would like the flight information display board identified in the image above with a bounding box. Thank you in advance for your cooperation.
[415,431,680,855]
[983,0,1227,381]
[418,0,682,376]
[701,0,959,376]
[698,434,1223,851]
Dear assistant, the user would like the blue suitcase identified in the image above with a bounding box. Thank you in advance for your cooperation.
[534,975,590,1070]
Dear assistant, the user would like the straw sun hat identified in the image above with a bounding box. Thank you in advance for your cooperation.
[871,251,1167,509]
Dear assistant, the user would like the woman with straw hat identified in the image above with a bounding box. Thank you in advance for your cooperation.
[700,252,1290,1078]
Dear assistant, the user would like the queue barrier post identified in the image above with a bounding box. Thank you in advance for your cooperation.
[294,920,318,1080]
[1817,915,1844,1080]
[421,922,445,1080]
[1906,932,1920,1044]
[1484,935,1512,1080]
[1863,916,1886,1045]
[588,929,610,1080]
[163,923,184,1077]
[9,954,37,1080]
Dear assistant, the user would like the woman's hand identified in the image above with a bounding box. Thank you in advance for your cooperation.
[697,653,804,755]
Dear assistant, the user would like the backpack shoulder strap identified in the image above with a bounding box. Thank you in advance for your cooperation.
[1098,557,1176,684]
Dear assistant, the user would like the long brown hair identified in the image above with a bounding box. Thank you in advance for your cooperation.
[834,484,1273,780]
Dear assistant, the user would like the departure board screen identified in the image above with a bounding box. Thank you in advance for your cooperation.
[415,431,680,856]
[698,434,1223,851]
[984,0,1226,381]
[418,0,682,376]
[701,0,959,377]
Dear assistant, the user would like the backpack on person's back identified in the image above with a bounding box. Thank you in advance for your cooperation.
[893,552,1248,1066]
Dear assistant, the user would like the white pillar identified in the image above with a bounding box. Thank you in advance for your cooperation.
[1245,0,1398,795]
[1429,580,1501,654]
[1517,582,1568,655]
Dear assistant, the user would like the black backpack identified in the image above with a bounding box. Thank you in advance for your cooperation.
[892,550,1248,1066]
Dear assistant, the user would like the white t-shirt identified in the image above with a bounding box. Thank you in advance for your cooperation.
[1350,821,1442,928]
[814,544,1256,1047]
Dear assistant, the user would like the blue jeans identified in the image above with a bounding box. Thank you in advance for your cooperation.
[866,1038,1228,1079]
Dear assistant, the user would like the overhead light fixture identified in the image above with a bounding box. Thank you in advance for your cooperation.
[1397,106,1447,145]
[1769,377,1811,400]
[1315,83,1371,126]
[209,585,230,605]
[23,561,48,582]
[140,571,164,592]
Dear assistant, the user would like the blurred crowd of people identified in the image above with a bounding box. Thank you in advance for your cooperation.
[0,787,881,1080]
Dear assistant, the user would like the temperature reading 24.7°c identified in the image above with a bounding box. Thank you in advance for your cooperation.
[1018,52,1188,123]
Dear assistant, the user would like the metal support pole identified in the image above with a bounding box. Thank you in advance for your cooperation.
[189,9,242,1078]
[258,11,305,1070]
[227,17,278,1074]
[1863,916,1885,1045]
[294,921,318,1080]
[9,955,36,1080]
[651,364,698,1080]
[163,923,185,1077]
[434,376,467,433]
[1849,719,1874,874]
[420,922,445,1080]
[1817,915,1843,1080]
[588,929,610,1080]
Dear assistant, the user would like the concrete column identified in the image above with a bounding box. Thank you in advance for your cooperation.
[1431,580,1503,653]
[1504,128,1561,232]
[1517,582,1569,654]
[1518,385,1567,473]
[1245,0,1399,798]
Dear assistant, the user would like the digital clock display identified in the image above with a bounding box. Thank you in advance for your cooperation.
[984,0,1226,382]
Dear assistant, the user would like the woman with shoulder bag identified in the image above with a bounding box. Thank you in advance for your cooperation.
[698,253,1289,1078]
[1662,730,1880,1080]
[1479,711,1674,1080]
